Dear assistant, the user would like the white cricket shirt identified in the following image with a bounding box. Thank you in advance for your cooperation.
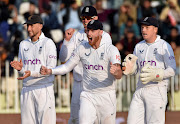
[53,37,121,92]
[134,35,176,88]
[18,32,57,86]
[59,29,112,82]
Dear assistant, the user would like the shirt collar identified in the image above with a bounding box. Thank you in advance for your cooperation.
[99,31,105,46]
[28,32,45,43]
[146,35,160,45]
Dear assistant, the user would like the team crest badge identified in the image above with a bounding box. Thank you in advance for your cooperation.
[143,17,148,21]
[153,48,157,55]
[85,7,89,12]
[39,46,42,54]
[100,53,104,59]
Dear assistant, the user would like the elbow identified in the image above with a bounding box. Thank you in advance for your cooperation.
[172,68,176,76]
[59,56,67,62]
[169,67,176,77]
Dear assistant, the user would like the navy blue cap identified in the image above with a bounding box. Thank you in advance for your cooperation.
[81,6,97,17]
[24,15,43,25]
[141,17,159,27]
[87,20,103,30]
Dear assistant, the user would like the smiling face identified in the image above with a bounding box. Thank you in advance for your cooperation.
[141,24,158,43]
[27,23,42,41]
[87,29,102,48]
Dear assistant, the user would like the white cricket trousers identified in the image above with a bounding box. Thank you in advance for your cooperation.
[127,86,167,124]
[21,84,56,124]
[79,90,116,124]
[68,81,83,124]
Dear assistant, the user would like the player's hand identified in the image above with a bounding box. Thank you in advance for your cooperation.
[110,63,122,79]
[17,70,30,80]
[40,66,52,75]
[140,63,164,84]
[10,59,23,71]
[122,54,138,75]
[65,28,75,41]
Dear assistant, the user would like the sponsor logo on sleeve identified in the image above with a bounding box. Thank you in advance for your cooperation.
[49,55,57,59]
[169,56,175,60]
[116,55,120,61]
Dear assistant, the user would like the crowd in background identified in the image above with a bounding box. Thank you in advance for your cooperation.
[0,0,180,77]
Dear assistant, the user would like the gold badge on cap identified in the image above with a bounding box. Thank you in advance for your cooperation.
[28,16,32,20]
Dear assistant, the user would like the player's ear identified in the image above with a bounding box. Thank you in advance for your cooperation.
[94,16,98,20]
[39,24,43,30]
[99,30,103,35]
[154,27,158,34]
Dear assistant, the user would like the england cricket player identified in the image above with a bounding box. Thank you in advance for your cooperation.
[10,15,57,124]
[40,20,123,124]
[59,6,112,124]
[122,17,176,124]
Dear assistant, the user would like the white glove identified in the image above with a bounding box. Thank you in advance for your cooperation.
[122,54,138,75]
[140,63,164,84]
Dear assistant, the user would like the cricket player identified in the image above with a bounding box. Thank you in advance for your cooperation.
[40,20,123,124]
[10,15,57,124]
[59,6,112,124]
[122,17,176,124]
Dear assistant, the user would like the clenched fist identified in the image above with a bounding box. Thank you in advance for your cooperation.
[65,28,76,41]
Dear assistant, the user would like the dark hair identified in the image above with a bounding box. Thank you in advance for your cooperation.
[127,17,134,22]
[171,26,178,32]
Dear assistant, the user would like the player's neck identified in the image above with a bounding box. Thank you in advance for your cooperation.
[146,35,157,43]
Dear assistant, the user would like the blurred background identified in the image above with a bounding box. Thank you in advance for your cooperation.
[0,0,180,123]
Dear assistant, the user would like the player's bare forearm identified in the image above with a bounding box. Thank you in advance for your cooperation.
[17,70,30,80]
[110,63,123,79]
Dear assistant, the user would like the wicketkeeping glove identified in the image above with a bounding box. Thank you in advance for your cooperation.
[122,54,138,75]
[140,63,164,84]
